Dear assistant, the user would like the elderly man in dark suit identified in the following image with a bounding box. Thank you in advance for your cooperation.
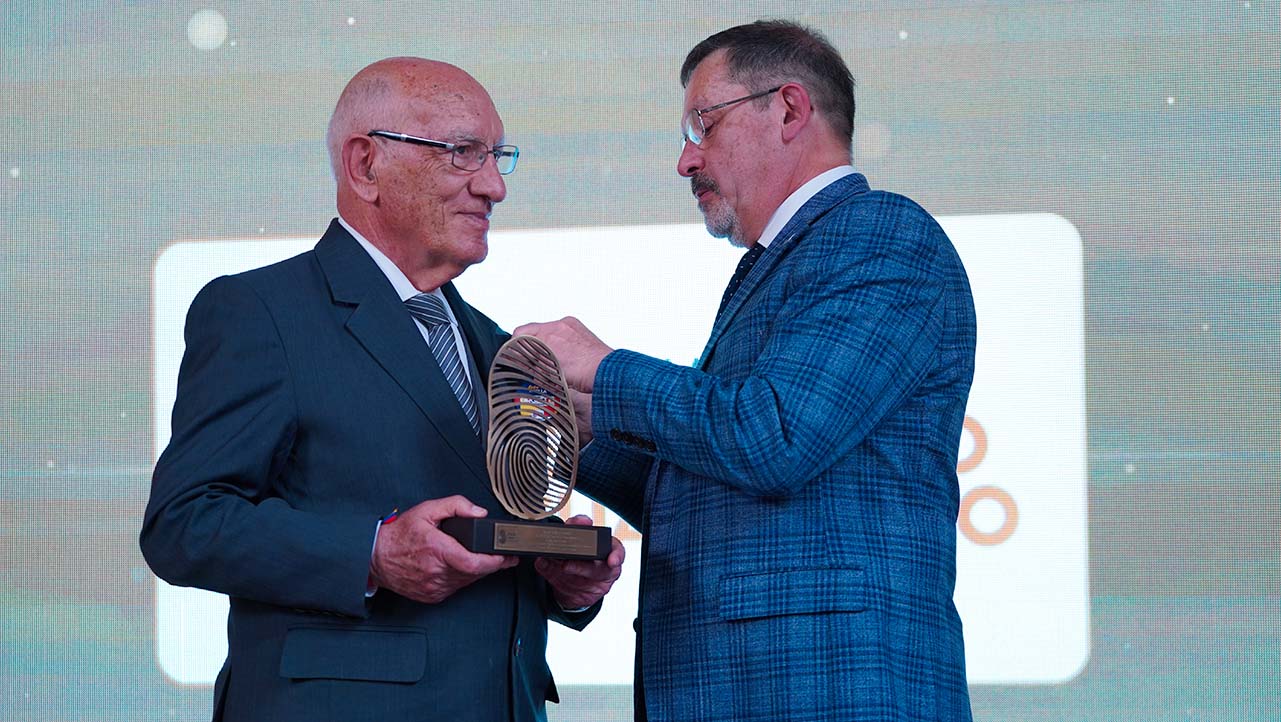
[141,57,623,722]
[519,21,976,722]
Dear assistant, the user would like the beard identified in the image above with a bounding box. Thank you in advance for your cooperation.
[691,174,746,247]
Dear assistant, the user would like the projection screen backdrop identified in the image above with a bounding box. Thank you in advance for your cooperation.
[1,3,1277,720]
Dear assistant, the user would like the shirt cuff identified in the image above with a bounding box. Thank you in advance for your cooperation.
[365,518,384,598]
[555,598,593,614]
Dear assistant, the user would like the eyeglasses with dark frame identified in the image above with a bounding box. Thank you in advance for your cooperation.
[681,86,783,146]
[367,130,520,175]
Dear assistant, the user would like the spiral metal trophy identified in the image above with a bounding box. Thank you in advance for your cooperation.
[439,336,610,560]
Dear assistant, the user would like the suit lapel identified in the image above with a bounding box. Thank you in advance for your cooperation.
[696,173,871,371]
[441,281,502,435]
[314,221,488,487]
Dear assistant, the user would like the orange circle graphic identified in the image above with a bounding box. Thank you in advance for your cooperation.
[957,416,987,473]
[958,485,1018,546]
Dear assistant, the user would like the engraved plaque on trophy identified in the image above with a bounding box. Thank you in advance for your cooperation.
[439,335,610,560]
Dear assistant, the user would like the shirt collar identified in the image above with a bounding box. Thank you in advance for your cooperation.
[756,165,857,248]
[338,215,442,303]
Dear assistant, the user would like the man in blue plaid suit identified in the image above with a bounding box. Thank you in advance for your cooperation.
[519,20,975,721]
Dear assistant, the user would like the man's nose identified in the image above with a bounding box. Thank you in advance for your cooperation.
[677,140,703,178]
[472,154,507,203]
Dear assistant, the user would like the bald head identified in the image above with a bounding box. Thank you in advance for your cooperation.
[325,57,508,291]
[326,57,492,181]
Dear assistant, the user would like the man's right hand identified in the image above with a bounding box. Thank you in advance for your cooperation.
[369,495,519,604]
[570,389,594,446]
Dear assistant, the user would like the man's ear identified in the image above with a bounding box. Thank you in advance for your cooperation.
[778,83,813,143]
[343,135,380,202]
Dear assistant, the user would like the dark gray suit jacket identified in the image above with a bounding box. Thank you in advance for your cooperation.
[141,220,591,721]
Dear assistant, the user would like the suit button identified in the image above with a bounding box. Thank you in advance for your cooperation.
[514,637,522,656]
[610,429,624,442]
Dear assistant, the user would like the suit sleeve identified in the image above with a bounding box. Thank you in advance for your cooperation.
[591,203,956,498]
[140,275,375,617]
[544,585,603,631]
[573,439,652,531]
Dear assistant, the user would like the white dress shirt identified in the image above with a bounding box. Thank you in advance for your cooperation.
[756,164,856,248]
[338,216,474,365]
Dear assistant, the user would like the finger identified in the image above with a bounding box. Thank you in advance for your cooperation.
[608,537,626,567]
[444,545,518,576]
[421,495,488,523]
[563,514,593,527]
[534,557,555,578]
[566,560,615,581]
[513,322,547,337]
[535,556,570,576]
[555,561,587,577]
[536,557,587,584]
[424,522,504,570]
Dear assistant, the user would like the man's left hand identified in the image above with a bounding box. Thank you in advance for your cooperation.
[535,515,625,610]
[513,317,612,393]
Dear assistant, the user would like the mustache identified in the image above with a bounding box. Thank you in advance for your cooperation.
[690,174,719,197]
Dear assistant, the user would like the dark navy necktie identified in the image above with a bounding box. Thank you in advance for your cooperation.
[404,293,481,435]
[716,243,766,319]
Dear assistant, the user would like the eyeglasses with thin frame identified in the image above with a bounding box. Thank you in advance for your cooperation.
[681,86,783,146]
[367,130,519,175]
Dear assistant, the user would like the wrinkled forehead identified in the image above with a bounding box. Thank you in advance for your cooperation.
[401,82,506,143]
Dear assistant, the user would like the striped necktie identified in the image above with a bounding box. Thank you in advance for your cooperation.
[404,293,481,435]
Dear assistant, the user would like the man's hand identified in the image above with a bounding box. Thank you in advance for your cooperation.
[513,317,612,393]
[535,515,625,610]
[570,389,593,446]
[370,495,518,604]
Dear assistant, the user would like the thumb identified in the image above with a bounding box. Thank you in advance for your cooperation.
[512,322,544,337]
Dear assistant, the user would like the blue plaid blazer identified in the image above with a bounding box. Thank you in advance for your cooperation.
[579,173,976,721]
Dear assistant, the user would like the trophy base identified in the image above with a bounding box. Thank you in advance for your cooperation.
[440,517,610,560]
